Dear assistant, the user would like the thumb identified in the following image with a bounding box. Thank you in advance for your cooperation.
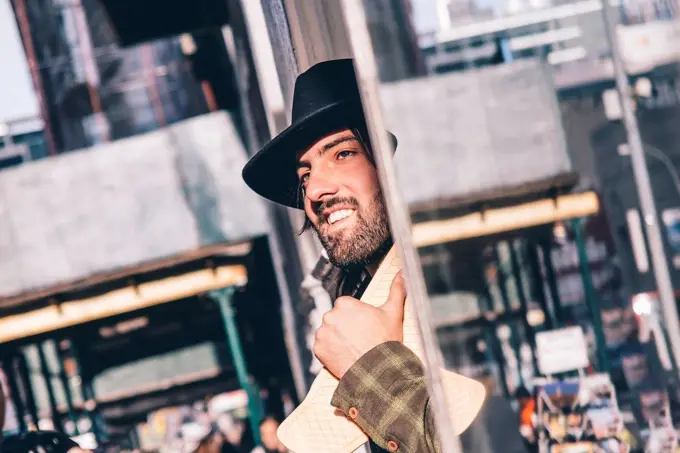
[381,270,406,322]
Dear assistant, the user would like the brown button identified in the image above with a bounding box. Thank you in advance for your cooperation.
[387,440,399,451]
[348,407,358,419]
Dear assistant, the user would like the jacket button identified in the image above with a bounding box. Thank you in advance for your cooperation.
[348,407,358,419]
[387,440,399,451]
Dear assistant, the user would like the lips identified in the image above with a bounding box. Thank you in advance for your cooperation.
[316,197,360,227]
[328,209,355,225]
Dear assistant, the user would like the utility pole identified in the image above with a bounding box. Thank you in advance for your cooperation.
[598,0,680,371]
[571,218,609,373]
[211,288,263,446]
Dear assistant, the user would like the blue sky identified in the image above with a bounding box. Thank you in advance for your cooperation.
[0,0,39,123]
[0,0,438,124]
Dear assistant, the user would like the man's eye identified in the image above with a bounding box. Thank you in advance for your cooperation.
[299,173,310,185]
[337,150,355,159]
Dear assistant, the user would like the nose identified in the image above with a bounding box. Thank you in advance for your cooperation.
[305,170,340,204]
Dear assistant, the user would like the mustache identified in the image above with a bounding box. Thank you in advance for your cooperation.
[315,197,359,224]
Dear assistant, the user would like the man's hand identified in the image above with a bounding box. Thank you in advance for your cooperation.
[313,272,406,379]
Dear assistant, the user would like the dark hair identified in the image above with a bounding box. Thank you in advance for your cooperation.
[259,414,281,427]
[515,386,532,399]
[297,127,375,234]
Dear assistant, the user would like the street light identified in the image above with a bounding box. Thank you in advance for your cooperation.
[632,292,653,316]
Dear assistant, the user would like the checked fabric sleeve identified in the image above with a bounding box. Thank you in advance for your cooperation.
[331,341,441,453]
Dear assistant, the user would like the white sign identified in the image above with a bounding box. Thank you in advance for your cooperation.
[536,326,590,375]
[617,21,680,74]
[208,389,249,415]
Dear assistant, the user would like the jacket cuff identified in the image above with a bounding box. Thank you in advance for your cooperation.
[331,341,425,449]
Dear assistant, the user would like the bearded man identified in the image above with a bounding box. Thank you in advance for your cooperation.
[242,58,451,453]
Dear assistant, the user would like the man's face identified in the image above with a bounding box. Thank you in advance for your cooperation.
[296,129,391,269]
[260,418,280,450]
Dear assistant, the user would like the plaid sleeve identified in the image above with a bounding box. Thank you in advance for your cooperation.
[331,341,441,453]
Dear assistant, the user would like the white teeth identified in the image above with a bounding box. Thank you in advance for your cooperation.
[328,209,355,225]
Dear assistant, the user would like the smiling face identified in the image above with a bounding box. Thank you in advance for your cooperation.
[296,129,391,270]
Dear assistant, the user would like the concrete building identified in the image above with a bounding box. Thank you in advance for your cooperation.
[0,116,47,169]
[0,111,295,447]
[423,0,615,75]
[10,0,238,155]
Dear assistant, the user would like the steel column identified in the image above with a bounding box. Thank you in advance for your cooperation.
[525,241,555,330]
[598,0,680,372]
[54,341,79,433]
[571,218,609,372]
[16,352,38,430]
[508,241,539,376]
[210,287,263,446]
[4,356,27,433]
[37,343,63,432]
[541,240,565,326]
[493,246,524,386]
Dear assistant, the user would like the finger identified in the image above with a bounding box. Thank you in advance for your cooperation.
[313,328,326,357]
[381,270,406,321]
[334,296,357,310]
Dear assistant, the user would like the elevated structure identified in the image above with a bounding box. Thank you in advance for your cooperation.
[0,111,268,300]
[0,112,294,446]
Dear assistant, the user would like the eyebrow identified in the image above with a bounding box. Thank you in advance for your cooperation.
[296,136,359,170]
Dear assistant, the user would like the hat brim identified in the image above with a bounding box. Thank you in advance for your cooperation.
[242,100,397,209]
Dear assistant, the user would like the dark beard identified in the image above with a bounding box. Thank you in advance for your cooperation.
[313,193,392,270]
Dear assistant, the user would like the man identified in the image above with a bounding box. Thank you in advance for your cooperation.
[218,414,250,453]
[250,416,287,453]
[242,58,446,453]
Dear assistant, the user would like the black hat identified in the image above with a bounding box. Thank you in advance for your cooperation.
[241,58,396,209]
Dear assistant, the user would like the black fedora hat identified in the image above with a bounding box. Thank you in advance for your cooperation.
[242,58,396,209]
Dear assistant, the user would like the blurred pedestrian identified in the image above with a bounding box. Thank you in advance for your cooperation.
[516,385,538,453]
[194,431,225,453]
[219,415,249,453]
[250,416,287,453]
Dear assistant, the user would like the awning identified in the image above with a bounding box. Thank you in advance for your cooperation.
[0,242,251,344]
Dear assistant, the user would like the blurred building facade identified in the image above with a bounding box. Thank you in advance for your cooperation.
[364,0,428,81]
[3,0,295,447]
[422,0,680,419]
[0,116,47,169]
[419,0,680,300]
[9,0,234,156]
[422,0,614,74]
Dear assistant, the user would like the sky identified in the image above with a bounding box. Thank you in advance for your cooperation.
[411,0,441,34]
[0,0,39,123]
[0,0,439,125]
